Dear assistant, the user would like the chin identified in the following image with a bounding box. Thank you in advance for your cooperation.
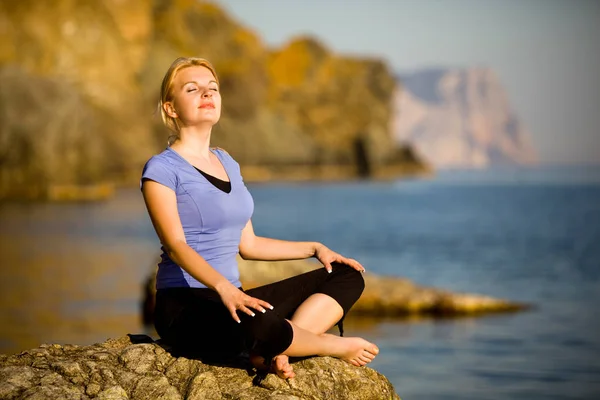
[194,117,220,126]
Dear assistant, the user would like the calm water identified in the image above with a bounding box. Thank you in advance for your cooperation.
[1,165,599,399]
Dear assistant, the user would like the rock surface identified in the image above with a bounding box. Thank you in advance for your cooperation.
[143,258,528,327]
[239,259,527,317]
[393,67,537,168]
[0,0,428,200]
[0,335,400,400]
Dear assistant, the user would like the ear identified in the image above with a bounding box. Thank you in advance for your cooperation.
[163,102,178,119]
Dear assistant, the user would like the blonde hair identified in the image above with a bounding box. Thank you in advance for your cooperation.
[159,57,219,135]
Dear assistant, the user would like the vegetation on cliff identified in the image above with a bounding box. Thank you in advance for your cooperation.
[0,0,429,200]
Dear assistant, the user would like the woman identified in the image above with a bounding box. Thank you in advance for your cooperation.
[141,57,379,379]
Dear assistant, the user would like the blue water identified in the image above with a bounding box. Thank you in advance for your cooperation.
[1,165,599,399]
[247,165,600,399]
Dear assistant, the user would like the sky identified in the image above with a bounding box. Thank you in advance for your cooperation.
[215,0,600,165]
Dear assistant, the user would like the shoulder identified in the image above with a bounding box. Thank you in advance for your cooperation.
[212,147,239,166]
[211,146,230,155]
[144,149,178,169]
[141,149,180,191]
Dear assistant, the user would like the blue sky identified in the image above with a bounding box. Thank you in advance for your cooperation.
[215,0,600,164]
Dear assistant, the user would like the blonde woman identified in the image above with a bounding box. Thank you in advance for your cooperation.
[141,57,379,379]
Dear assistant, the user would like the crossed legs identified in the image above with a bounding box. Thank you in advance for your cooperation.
[155,264,379,379]
[246,265,379,379]
[272,293,378,378]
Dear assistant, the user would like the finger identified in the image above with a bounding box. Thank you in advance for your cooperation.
[239,305,256,317]
[228,307,241,323]
[248,300,267,314]
[258,299,274,311]
[324,262,333,273]
[350,258,365,269]
[346,257,366,272]
[245,295,271,313]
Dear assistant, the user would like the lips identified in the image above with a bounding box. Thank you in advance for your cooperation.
[199,103,215,109]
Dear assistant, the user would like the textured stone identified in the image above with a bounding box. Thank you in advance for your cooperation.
[0,0,428,200]
[239,259,528,317]
[0,336,400,400]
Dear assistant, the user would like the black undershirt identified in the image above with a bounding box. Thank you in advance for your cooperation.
[194,167,231,193]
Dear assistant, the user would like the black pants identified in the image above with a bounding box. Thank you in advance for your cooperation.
[154,262,365,361]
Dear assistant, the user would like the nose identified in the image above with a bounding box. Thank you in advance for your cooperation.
[202,90,212,98]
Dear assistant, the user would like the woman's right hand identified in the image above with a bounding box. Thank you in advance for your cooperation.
[215,282,274,323]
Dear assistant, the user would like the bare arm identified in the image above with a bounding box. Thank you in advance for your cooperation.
[142,180,272,321]
[239,220,365,273]
[239,219,320,261]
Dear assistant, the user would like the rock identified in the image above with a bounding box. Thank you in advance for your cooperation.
[394,67,537,168]
[0,335,400,400]
[0,0,429,200]
[142,258,528,328]
[239,259,528,317]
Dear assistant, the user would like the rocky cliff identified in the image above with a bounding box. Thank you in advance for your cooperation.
[0,335,400,399]
[0,0,428,200]
[393,68,537,168]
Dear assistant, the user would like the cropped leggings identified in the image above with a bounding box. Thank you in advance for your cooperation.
[154,262,365,361]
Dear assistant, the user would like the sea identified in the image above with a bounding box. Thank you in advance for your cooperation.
[0,164,599,399]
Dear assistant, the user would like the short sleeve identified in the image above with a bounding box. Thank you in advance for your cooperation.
[140,156,178,192]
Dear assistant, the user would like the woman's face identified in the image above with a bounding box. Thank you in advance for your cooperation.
[166,66,221,128]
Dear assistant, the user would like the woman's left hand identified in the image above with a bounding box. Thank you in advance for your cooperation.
[314,243,365,273]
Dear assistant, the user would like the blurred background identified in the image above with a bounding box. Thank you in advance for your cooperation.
[0,0,599,398]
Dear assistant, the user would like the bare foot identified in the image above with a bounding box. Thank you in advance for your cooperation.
[249,353,295,379]
[330,336,379,367]
[272,354,295,379]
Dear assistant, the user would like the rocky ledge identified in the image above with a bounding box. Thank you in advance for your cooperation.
[0,335,399,400]
[240,259,528,317]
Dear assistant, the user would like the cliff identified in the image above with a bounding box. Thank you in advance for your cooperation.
[0,335,400,399]
[0,0,429,200]
[393,67,537,168]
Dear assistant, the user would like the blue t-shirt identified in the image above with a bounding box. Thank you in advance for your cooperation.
[140,147,254,289]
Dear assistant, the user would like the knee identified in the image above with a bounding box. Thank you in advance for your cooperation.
[331,262,365,294]
[244,309,286,342]
[242,311,293,357]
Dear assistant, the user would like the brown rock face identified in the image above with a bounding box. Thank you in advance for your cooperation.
[0,0,428,200]
[0,0,155,199]
[266,38,399,166]
[0,335,401,400]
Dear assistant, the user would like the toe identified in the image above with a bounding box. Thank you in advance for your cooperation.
[359,355,371,364]
[362,351,375,361]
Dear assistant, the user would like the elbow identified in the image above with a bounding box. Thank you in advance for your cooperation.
[162,239,187,262]
[238,246,251,260]
[238,242,256,260]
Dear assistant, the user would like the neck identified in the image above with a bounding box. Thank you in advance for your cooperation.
[172,125,213,159]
